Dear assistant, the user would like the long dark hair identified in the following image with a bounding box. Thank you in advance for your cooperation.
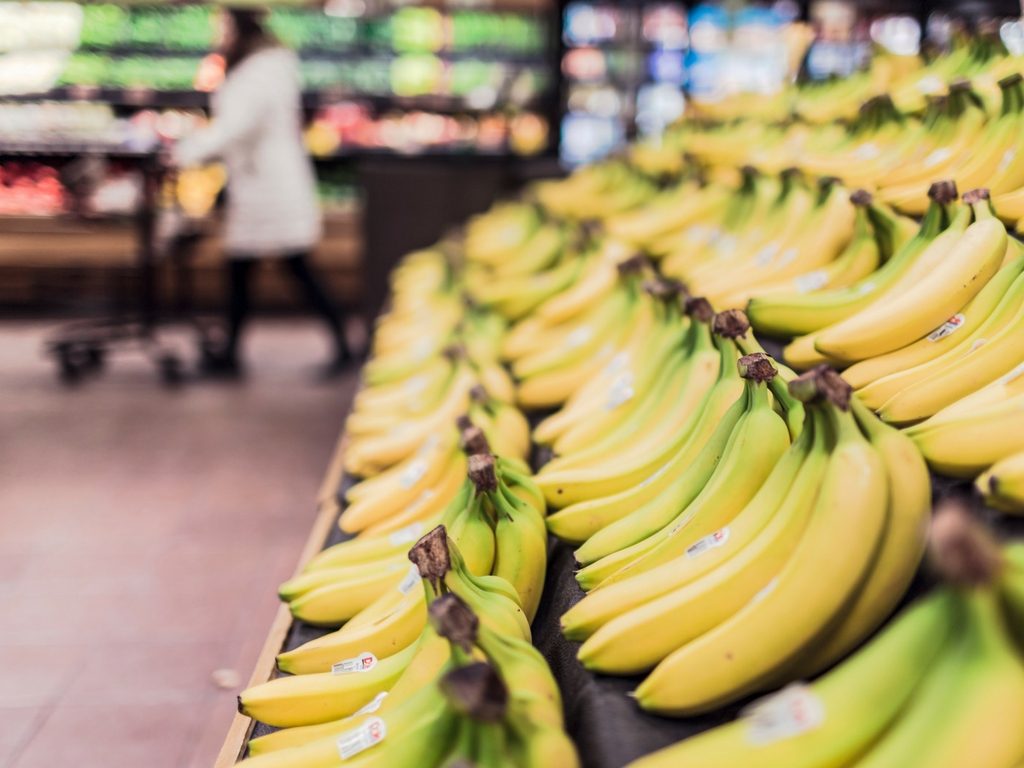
[223,8,279,72]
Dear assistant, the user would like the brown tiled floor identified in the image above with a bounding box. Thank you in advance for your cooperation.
[0,320,356,768]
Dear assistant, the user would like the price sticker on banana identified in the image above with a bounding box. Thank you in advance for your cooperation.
[398,564,420,594]
[742,684,826,745]
[685,527,731,559]
[337,717,387,760]
[332,652,378,676]
[926,314,965,342]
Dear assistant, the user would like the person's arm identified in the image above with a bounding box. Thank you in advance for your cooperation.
[172,61,268,167]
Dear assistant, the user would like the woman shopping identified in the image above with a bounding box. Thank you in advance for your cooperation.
[172,8,352,377]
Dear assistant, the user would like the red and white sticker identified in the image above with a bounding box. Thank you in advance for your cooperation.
[926,313,965,342]
[332,652,378,676]
[742,684,826,745]
[685,527,731,559]
[398,564,420,594]
[337,717,387,760]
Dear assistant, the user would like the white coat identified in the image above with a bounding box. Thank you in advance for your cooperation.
[174,47,322,257]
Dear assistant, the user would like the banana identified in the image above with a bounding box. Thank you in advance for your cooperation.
[844,254,1024,394]
[561,405,820,641]
[276,576,428,675]
[854,590,1024,768]
[575,354,791,590]
[487,464,548,622]
[796,397,931,674]
[303,522,428,572]
[814,191,1006,363]
[724,191,882,310]
[465,202,540,266]
[876,281,1024,424]
[352,454,468,537]
[239,676,459,768]
[625,591,955,768]
[634,370,888,715]
[750,191,947,338]
[907,365,1024,476]
[697,183,857,308]
[544,336,744,544]
[536,314,721,506]
[239,640,418,728]
[247,631,452,755]
[573,409,824,671]
[530,241,625,327]
[977,451,1024,512]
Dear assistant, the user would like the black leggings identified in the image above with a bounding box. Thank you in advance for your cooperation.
[225,253,349,360]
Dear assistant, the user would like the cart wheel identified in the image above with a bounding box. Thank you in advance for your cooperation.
[56,349,83,385]
[158,354,184,386]
[84,346,106,371]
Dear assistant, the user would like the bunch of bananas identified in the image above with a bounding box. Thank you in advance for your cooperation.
[786,187,1009,366]
[277,431,545,644]
[238,528,576,767]
[629,505,1024,768]
[670,73,1024,218]
[341,250,529,528]
[560,362,928,715]
[279,428,544,627]
[660,175,906,308]
[906,360,1024,481]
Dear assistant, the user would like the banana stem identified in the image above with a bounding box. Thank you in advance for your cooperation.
[928,499,1004,588]
[440,662,509,722]
[428,592,479,651]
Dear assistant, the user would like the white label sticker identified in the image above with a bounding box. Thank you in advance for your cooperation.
[794,270,829,294]
[332,652,378,676]
[398,564,420,594]
[777,248,798,267]
[337,717,387,760]
[605,373,635,410]
[852,142,879,160]
[388,522,424,547]
[685,527,731,559]
[926,313,966,342]
[412,338,434,362]
[604,352,631,375]
[1003,362,1024,385]
[742,684,826,745]
[716,234,739,257]
[398,459,428,489]
[998,148,1017,174]
[351,691,388,717]
[405,489,436,517]
[564,326,594,350]
[923,147,951,168]
[854,280,876,296]
[403,375,428,397]
[754,241,780,267]
[917,74,944,94]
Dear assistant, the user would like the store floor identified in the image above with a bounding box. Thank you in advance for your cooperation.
[0,320,356,768]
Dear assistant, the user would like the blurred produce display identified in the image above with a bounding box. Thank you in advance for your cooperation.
[230,19,1024,766]
[0,1,554,157]
[0,161,67,215]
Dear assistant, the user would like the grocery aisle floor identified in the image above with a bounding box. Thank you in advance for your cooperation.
[0,320,356,768]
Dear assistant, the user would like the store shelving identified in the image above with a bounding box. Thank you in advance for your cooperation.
[0,0,558,158]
